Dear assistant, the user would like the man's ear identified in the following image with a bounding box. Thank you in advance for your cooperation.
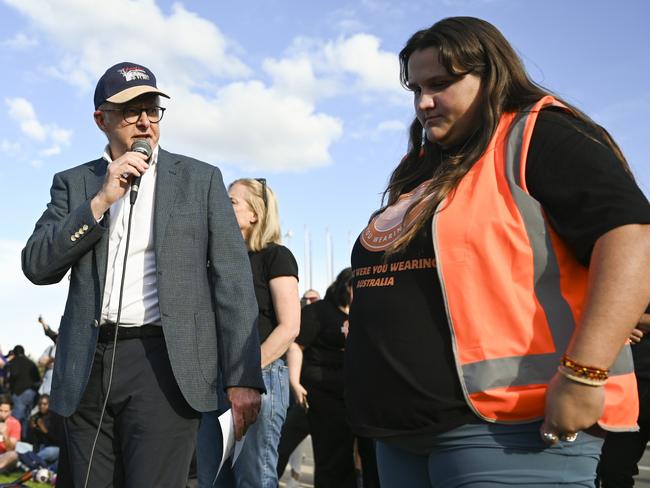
[93,110,107,133]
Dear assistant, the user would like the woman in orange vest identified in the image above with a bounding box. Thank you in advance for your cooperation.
[345,16,650,487]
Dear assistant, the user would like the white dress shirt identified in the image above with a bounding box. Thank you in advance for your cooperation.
[100,144,162,327]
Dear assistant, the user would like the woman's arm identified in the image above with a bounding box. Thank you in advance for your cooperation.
[260,275,300,368]
[542,224,650,439]
[286,342,308,407]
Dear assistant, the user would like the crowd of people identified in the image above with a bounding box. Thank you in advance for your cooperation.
[0,320,62,477]
[10,14,650,488]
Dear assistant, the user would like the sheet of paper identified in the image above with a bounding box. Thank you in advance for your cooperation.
[215,409,247,478]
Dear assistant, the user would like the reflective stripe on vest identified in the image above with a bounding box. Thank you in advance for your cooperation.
[432,96,637,428]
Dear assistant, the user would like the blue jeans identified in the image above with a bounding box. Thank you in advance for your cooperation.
[12,389,36,434]
[376,421,604,487]
[37,446,60,464]
[197,359,290,488]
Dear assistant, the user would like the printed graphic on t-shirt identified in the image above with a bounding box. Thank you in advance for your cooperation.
[354,180,437,290]
[360,179,433,252]
[353,257,437,289]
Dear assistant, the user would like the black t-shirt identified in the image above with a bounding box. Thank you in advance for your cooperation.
[248,244,299,343]
[28,412,58,450]
[296,299,348,397]
[7,355,41,395]
[346,109,650,441]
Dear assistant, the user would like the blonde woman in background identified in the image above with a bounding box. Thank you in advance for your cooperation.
[197,178,300,488]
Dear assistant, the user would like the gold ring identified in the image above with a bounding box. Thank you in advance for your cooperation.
[561,432,578,442]
[542,431,559,443]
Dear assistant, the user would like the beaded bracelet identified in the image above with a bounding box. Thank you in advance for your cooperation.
[557,365,607,387]
[560,354,609,381]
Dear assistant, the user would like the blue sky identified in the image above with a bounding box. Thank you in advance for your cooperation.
[1,0,648,356]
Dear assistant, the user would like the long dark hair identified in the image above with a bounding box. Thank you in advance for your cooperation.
[384,16,629,254]
[324,268,353,309]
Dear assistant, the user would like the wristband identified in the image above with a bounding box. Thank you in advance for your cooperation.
[560,354,609,382]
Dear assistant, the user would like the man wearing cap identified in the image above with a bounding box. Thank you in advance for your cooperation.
[22,62,264,487]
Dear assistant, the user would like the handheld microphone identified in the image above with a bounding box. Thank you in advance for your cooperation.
[129,139,152,205]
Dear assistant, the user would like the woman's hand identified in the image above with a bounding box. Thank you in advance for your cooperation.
[291,382,309,410]
[540,371,604,445]
[630,327,645,343]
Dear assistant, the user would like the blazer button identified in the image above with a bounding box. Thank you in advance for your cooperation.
[93,319,99,328]
[74,232,81,238]
[79,228,85,235]
[82,224,89,231]
[70,235,77,242]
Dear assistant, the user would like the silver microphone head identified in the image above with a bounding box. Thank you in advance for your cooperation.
[131,139,152,158]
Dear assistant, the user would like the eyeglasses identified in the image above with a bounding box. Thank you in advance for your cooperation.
[255,178,267,208]
[101,106,166,124]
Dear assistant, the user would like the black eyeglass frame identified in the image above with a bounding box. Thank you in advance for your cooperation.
[255,178,268,209]
[100,106,166,124]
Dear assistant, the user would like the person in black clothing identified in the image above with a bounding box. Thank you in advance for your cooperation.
[277,289,321,486]
[597,305,650,487]
[27,394,59,465]
[345,16,650,488]
[5,345,40,437]
[288,268,379,488]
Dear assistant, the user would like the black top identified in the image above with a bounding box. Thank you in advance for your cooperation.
[28,411,58,451]
[248,244,299,344]
[296,299,348,397]
[6,355,40,395]
[346,109,650,443]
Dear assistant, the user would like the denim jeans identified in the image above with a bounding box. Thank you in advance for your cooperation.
[197,358,289,488]
[376,420,604,488]
[12,388,36,434]
[37,446,60,464]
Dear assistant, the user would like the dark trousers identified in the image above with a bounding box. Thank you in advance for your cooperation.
[65,336,200,488]
[307,388,356,488]
[356,436,380,488]
[597,376,650,487]
[276,402,310,478]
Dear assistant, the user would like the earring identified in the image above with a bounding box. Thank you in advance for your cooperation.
[419,127,426,156]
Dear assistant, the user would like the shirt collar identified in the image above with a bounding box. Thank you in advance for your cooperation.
[102,142,160,166]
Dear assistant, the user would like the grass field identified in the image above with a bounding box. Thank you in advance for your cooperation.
[0,471,47,486]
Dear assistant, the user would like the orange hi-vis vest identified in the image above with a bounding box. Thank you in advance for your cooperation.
[432,96,638,431]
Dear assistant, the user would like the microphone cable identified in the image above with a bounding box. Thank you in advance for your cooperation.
[83,141,151,488]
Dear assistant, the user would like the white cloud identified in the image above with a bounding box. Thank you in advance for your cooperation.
[39,146,61,157]
[6,97,46,140]
[265,33,406,104]
[325,34,401,93]
[4,0,251,92]
[4,0,346,171]
[3,1,406,171]
[5,97,73,155]
[2,32,38,50]
[262,57,339,104]
[0,140,21,155]
[164,83,343,171]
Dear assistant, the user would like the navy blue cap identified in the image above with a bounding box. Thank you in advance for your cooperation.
[94,62,169,110]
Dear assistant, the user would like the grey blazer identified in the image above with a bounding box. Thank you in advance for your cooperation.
[22,149,264,416]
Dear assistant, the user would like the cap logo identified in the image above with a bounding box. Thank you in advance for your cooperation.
[117,67,150,82]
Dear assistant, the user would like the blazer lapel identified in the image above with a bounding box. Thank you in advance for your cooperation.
[154,149,181,253]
